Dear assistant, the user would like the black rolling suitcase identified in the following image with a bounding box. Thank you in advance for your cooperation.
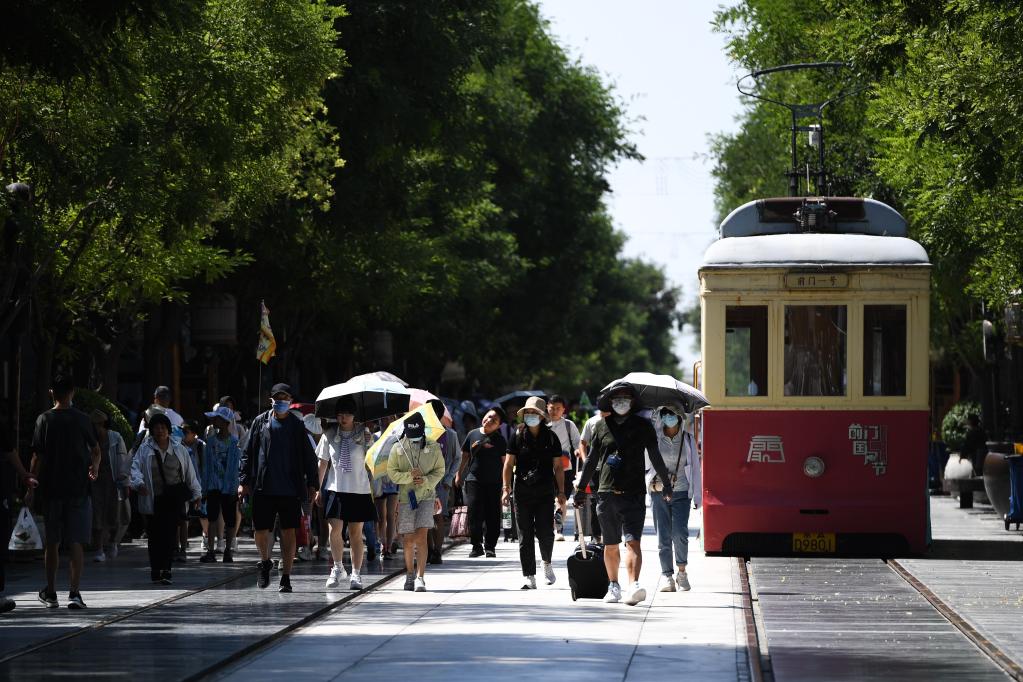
[567,508,608,601]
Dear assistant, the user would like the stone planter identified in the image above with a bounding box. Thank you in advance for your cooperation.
[983,443,1015,518]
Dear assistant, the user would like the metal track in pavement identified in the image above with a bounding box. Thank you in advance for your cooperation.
[737,557,770,682]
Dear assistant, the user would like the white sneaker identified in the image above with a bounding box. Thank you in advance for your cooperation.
[543,562,556,585]
[521,575,537,590]
[350,573,363,590]
[93,551,106,563]
[603,582,622,603]
[623,583,647,606]
[676,570,691,591]
[555,532,565,542]
[414,576,426,592]
[325,565,347,589]
[660,576,676,592]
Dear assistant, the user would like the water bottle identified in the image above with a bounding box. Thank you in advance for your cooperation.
[501,504,512,530]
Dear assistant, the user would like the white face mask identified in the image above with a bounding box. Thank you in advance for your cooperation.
[523,414,541,428]
[611,399,632,416]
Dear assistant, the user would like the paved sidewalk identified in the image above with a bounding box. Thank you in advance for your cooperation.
[216,506,749,682]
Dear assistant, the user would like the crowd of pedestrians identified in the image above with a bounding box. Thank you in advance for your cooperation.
[1,374,702,614]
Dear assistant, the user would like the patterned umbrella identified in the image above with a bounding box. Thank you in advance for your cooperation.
[363,404,446,479]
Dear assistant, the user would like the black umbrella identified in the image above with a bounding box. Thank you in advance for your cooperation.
[314,378,411,422]
[599,372,709,413]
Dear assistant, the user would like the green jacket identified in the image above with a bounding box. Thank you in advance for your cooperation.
[386,437,445,504]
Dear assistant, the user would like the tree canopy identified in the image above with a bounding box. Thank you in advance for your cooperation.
[2,0,682,412]
[711,0,1023,381]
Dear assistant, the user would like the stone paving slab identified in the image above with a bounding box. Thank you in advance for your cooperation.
[0,537,406,679]
[215,507,748,682]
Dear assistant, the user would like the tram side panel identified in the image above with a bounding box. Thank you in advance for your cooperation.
[702,408,929,556]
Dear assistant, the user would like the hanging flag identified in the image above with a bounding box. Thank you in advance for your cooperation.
[256,300,276,364]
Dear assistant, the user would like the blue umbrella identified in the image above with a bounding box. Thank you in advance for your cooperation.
[494,389,546,405]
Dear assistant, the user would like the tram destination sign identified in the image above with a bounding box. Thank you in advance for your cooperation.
[784,272,849,289]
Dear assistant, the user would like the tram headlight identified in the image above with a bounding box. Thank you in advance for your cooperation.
[803,456,826,478]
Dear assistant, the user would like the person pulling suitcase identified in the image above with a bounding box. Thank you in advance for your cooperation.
[575,386,672,606]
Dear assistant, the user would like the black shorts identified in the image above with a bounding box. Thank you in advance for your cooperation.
[595,492,646,545]
[324,491,377,523]
[252,494,301,531]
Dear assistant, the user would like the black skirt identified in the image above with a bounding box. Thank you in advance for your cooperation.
[324,491,378,523]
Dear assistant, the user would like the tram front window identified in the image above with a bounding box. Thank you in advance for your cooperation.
[863,304,907,396]
[784,305,847,396]
[725,306,768,396]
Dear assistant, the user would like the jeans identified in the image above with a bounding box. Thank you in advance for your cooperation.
[463,480,501,550]
[514,486,554,576]
[650,492,691,575]
[364,520,378,552]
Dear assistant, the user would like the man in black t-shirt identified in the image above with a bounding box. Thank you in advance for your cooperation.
[456,407,508,557]
[576,386,671,607]
[29,376,101,610]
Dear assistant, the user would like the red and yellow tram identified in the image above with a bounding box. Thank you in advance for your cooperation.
[698,197,930,556]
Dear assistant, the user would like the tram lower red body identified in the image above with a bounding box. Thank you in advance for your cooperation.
[702,409,929,556]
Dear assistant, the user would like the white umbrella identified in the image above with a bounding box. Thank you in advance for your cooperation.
[349,371,410,388]
[314,378,411,422]
[599,372,709,413]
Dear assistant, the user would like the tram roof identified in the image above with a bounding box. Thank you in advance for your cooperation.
[720,197,907,238]
[701,233,930,268]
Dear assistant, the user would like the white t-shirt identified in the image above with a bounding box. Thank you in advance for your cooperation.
[315,427,372,494]
[548,417,580,455]
[580,415,602,444]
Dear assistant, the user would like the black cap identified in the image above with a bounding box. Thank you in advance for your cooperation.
[270,383,292,399]
[402,413,426,439]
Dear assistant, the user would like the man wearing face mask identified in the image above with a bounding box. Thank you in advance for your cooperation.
[575,387,671,606]
[238,383,318,593]
[650,406,701,592]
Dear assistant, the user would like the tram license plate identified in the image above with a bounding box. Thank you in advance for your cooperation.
[792,532,835,553]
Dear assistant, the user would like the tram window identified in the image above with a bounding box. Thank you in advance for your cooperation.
[863,305,907,396]
[725,306,768,397]
[784,305,847,396]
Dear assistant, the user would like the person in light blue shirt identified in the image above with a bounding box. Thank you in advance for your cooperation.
[649,405,701,593]
[200,406,240,563]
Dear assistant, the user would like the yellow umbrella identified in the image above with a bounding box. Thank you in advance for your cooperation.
[364,404,445,479]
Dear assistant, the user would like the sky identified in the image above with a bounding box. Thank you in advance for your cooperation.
[537,1,744,375]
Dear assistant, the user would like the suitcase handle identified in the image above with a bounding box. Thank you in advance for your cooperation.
[575,505,587,560]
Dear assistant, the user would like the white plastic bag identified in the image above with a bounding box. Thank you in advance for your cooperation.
[8,507,43,551]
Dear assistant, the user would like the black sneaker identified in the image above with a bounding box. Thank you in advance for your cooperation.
[37,589,58,608]
[160,571,173,585]
[468,545,484,558]
[257,560,272,588]
[367,548,377,562]
[199,552,216,564]
[222,550,234,563]
[403,574,415,591]
[485,548,497,558]
[0,596,15,614]
[279,575,292,593]
[67,592,87,610]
